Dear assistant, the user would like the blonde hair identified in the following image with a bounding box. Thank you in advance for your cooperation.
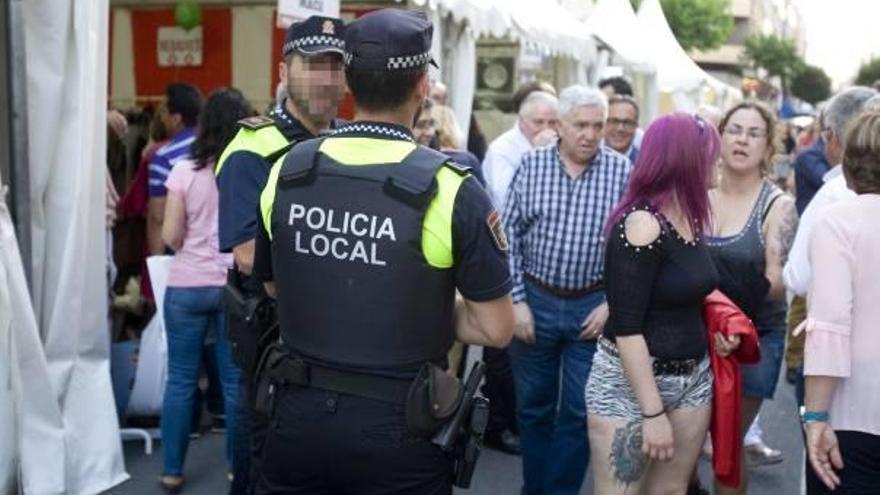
[843,111,880,194]
[431,105,463,149]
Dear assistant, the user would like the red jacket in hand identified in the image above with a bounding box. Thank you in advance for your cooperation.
[703,289,760,488]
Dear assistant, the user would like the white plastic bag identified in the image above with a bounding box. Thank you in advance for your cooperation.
[126,255,173,416]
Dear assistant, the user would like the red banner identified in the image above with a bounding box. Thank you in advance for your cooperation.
[130,7,232,99]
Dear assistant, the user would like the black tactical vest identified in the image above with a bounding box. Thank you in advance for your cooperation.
[269,137,462,374]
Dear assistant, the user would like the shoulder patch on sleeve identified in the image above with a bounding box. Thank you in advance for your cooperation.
[443,160,472,176]
[486,208,509,253]
[238,116,274,130]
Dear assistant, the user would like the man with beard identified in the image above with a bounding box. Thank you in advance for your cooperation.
[214,15,346,495]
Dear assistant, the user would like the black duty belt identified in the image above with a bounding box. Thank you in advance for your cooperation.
[598,337,701,376]
[271,356,411,404]
[525,274,604,299]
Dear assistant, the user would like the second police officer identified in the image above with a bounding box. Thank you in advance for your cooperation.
[214,14,346,494]
[252,8,514,494]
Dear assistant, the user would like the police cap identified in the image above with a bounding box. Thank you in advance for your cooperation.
[282,15,346,58]
[343,9,439,72]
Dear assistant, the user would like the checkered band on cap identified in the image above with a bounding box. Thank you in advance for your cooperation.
[284,35,345,55]
[387,51,432,70]
[332,123,413,141]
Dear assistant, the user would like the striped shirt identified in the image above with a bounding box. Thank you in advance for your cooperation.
[148,127,196,197]
[504,144,632,302]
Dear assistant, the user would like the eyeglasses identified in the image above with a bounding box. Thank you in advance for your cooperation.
[607,118,638,130]
[723,125,767,140]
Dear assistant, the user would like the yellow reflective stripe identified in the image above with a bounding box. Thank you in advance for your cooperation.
[260,139,468,266]
[215,125,288,176]
[422,167,467,269]
[259,155,285,240]
[319,137,416,165]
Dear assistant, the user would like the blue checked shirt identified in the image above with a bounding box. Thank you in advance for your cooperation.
[503,144,632,303]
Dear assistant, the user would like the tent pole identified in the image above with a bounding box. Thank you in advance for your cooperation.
[0,0,32,290]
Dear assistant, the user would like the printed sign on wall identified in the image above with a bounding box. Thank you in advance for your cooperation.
[277,0,340,28]
[157,26,203,67]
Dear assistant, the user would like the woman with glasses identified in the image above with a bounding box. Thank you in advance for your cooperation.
[708,102,798,495]
[586,113,720,494]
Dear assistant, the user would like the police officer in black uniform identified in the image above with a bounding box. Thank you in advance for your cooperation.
[215,15,346,495]
[252,8,514,494]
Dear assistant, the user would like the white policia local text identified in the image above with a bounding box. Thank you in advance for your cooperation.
[287,203,396,266]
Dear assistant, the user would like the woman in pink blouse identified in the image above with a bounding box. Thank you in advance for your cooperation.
[803,111,880,493]
[159,88,251,492]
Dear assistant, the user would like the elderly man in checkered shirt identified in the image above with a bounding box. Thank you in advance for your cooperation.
[503,84,633,495]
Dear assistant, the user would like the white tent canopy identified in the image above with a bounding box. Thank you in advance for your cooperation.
[409,0,594,59]
[585,0,653,71]
[404,0,595,138]
[635,0,741,111]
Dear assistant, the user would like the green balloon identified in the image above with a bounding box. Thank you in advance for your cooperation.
[174,1,201,31]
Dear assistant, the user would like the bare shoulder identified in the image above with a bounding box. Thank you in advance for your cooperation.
[623,210,662,247]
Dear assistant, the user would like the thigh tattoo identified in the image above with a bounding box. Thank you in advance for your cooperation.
[610,419,648,486]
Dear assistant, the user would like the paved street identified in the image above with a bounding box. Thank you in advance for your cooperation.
[108,375,803,494]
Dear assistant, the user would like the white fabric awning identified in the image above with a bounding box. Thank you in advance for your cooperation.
[584,0,653,71]
[406,0,594,59]
[635,0,740,97]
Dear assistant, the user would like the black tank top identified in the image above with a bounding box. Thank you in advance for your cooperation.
[707,181,787,333]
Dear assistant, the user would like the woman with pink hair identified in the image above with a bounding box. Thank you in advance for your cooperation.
[586,113,724,494]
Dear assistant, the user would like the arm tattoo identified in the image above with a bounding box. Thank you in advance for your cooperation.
[610,420,648,486]
[777,200,799,265]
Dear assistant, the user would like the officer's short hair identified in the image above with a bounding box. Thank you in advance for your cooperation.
[165,82,203,127]
[346,66,428,112]
[343,9,435,112]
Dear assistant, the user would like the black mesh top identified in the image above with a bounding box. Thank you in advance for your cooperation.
[602,206,719,360]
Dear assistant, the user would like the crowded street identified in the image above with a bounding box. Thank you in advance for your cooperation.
[3,1,880,495]
[115,374,804,494]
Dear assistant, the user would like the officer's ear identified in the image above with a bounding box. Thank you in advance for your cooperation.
[414,72,431,102]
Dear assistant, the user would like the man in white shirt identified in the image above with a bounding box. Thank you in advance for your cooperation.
[483,91,560,209]
[783,88,877,296]
[782,87,875,412]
